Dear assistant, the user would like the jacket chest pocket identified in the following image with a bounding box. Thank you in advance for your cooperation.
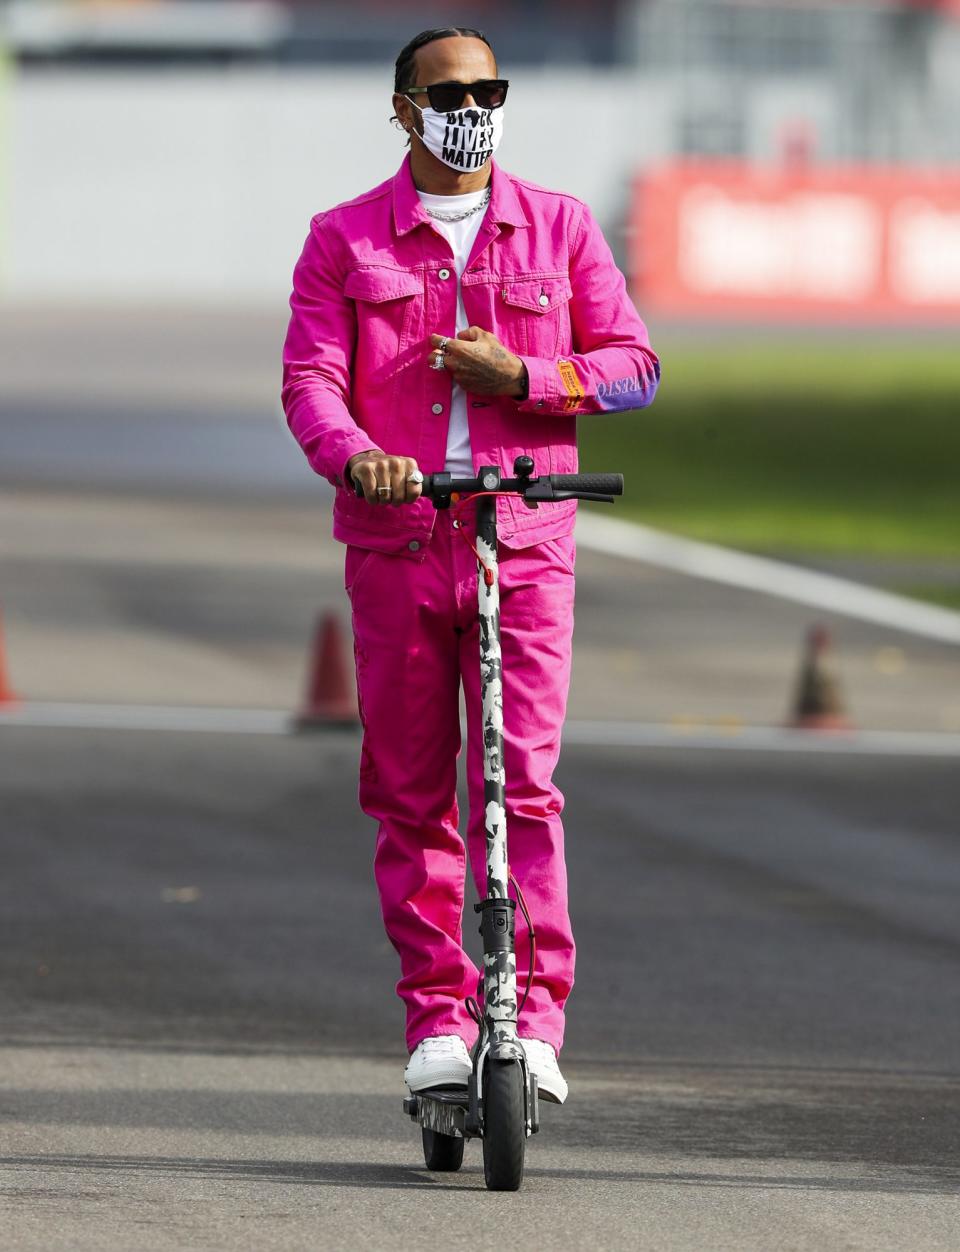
[344,266,422,369]
[498,275,573,358]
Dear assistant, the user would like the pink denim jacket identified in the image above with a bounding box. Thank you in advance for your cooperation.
[282,155,659,552]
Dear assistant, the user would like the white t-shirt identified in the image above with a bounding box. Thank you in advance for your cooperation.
[417,188,490,477]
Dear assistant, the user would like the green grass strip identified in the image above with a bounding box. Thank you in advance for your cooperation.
[580,339,960,560]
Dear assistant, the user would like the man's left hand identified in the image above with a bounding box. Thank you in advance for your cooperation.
[429,328,527,398]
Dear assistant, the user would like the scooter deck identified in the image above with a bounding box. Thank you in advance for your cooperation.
[404,1088,470,1138]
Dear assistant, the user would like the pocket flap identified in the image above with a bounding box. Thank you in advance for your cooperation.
[344,267,422,303]
[500,276,572,314]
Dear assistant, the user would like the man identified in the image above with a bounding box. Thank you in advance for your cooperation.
[282,26,659,1104]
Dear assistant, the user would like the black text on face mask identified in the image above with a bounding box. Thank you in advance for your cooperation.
[441,110,495,169]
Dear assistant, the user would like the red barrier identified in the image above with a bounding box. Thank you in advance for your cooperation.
[632,162,960,323]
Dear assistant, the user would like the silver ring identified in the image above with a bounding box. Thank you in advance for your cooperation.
[437,337,449,353]
[376,485,392,496]
[429,351,446,371]
[407,469,424,485]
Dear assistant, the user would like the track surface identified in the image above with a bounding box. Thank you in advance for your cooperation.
[1,727,958,1249]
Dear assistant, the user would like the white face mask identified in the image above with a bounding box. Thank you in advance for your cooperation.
[408,101,504,172]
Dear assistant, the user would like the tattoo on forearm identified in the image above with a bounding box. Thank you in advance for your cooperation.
[448,340,520,395]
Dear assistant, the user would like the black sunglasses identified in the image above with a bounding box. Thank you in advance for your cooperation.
[406,79,509,113]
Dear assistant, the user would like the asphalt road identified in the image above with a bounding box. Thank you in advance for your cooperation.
[1,725,958,1249]
[3,481,959,728]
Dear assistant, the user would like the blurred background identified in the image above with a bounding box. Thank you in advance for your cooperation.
[1,0,958,726]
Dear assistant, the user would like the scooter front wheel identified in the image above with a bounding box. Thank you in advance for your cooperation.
[421,1127,464,1172]
[482,1060,525,1191]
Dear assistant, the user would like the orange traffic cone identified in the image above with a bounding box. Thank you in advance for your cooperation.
[0,608,19,708]
[788,624,853,731]
[296,612,359,729]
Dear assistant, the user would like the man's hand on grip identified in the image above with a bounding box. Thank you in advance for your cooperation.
[347,450,423,506]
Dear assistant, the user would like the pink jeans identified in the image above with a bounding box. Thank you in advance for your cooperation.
[345,509,576,1054]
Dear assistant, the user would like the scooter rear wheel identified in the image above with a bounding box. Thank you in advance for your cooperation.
[421,1127,464,1171]
[482,1060,525,1191]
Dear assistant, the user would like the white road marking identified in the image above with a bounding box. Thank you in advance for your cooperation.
[562,720,960,757]
[575,513,960,647]
[0,702,293,735]
[3,702,960,756]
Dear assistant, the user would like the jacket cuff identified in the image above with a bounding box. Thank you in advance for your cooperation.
[515,355,571,414]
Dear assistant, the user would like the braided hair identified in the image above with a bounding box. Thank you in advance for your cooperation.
[393,27,494,95]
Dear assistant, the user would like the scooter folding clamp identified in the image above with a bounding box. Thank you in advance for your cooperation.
[475,896,516,951]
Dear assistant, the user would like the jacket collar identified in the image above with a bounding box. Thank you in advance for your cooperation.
[392,154,530,237]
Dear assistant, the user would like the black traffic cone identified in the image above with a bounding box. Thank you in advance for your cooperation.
[788,624,853,731]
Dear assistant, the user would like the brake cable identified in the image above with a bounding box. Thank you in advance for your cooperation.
[450,490,522,587]
[510,870,537,1015]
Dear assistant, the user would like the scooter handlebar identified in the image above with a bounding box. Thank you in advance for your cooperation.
[353,471,623,503]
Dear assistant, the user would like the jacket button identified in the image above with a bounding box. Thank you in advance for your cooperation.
[408,540,421,552]
[438,268,451,280]
[431,402,444,414]
[538,293,549,307]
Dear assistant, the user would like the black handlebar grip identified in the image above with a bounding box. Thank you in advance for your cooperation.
[550,473,623,496]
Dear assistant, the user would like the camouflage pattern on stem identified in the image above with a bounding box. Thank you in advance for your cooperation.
[475,492,520,1054]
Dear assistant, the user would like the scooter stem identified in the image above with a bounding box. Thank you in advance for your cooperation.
[474,475,522,1061]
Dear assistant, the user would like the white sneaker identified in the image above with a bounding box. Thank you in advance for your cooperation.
[522,1039,568,1105]
[404,1035,472,1092]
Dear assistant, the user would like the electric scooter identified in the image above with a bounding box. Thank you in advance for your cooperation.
[371,456,623,1191]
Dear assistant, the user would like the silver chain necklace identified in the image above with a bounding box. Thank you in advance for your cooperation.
[423,187,491,224]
